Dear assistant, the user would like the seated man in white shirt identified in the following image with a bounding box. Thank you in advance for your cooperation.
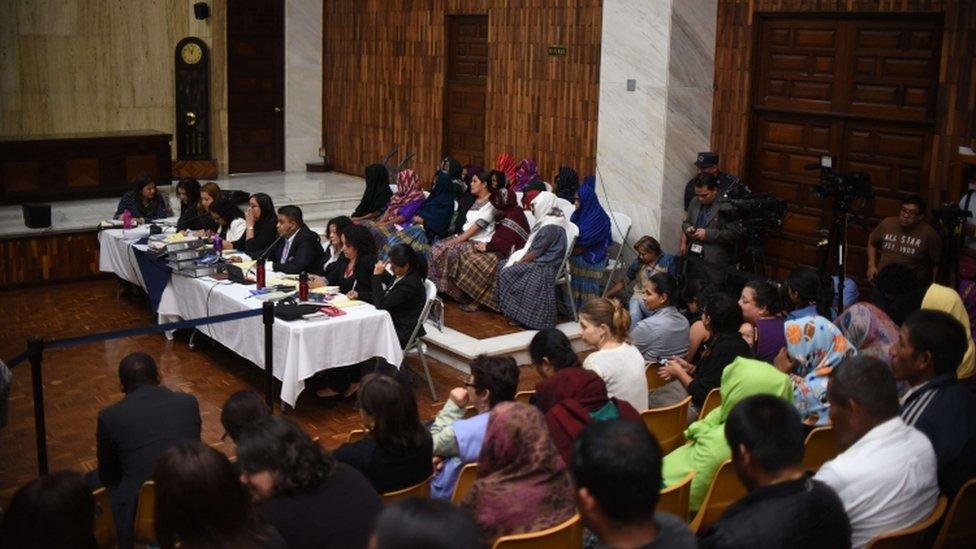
[814,355,939,549]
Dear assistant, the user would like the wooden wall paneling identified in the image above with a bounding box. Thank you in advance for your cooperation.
[0,231,104,289]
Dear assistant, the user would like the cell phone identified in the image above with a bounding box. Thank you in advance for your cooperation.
[660,358,669,366]
[685,226,696,234]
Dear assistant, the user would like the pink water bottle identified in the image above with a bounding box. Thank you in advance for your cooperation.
[122,209,132,229]
[256,261,266,288]
[213,234,223,255]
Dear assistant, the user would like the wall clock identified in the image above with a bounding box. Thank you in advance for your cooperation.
[175,37,210,160]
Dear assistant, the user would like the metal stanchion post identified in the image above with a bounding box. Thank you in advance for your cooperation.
[263,301,275,409]
[28,336,48,476]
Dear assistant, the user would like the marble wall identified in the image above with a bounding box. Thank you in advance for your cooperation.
[0,0,229,173]
[596,0,717,254]
[284,0,322,172]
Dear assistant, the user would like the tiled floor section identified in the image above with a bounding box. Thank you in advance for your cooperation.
[0,279,542,503]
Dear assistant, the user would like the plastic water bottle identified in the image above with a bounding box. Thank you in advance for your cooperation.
[256,261,266,289]
[299,271,309,301]
[122,209,132,230]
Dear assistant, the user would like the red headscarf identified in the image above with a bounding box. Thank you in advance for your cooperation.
[380,169,424,223]
[495,153,517,184]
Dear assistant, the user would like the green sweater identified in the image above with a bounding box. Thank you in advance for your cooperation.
[661,357,793,513]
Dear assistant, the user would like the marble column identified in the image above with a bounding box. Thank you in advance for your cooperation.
[284,0,323,172]
[596,0,717,254]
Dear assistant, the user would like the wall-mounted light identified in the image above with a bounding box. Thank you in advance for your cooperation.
[193,2,209,20]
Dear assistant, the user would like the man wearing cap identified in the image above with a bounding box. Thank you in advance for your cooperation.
[683,152,745,210]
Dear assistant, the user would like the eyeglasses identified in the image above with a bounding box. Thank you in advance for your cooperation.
[900,208,921,216]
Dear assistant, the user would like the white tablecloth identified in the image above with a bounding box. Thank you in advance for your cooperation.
[99,229,404,407]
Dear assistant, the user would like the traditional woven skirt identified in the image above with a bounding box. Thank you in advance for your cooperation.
[429,239,476,300]
[568,255,607,311]
[498,262,561,329]
[454,250,503,311]
[378,225,431,263]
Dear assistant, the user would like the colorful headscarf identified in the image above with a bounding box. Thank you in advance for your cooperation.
[380,169,425,223]
[922,283,976,378]
[513,158,540,192]
[784,315,856,425]
[351,163,392,218]
[570,177,611,264]
[833,302,899,364]
[495,153,517,184]
[555,166,579,201]
[462,402,576,544]
[487,188,530,258]
[508,192,569,266]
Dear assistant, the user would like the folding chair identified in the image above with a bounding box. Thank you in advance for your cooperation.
[689,460,747,534]
[346,429,368,443]
[698,388,722,420]
[601,212,633,297]
[492,513,582,549]
[658,471,695,520]
[646,362,668,391]
[866,496,948,548]
[401,279,441,401]
[133,481,156,544]
[801,425,839,472]
[451,462,480,503]
[381,475,433,504]
[514,390,535,404]
[933,478,976,547]
[554,223,580,321]
[92,487,117,549]
[641,396,692,454]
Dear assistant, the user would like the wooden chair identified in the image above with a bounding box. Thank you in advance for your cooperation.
[698,388,722,420]
[492,513,583,549]
[646,362,668,391]
[934,478,976,547]
[657,471,695,520]
[464,405,478,419]
[451,462,479,503]
[866,496,948,548]
[801,425,839,472]
[689,460,747,534]
[133,480,156,544]
[640,396,692,454]
[515,390,535,404]
[92,487,117,549]
[381,475,433,504]
[346,429,367,443]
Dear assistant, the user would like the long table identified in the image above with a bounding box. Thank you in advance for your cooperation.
[98,227,404,407]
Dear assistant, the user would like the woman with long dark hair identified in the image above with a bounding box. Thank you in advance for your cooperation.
[333,374,433,493]
[208,199,246,250]
[241,192,278,255]
[321,215,353,279]
[153,442,283,548]
[0,471,97,549]
[237,416,381,549]
[176,178,208,231]
[429,170,497,299]
[370,244,428,347]
[114,173,173,221]
[786,265,835,320]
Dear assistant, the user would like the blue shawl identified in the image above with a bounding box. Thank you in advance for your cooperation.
[419,173,456,238]
[570,177,612,264]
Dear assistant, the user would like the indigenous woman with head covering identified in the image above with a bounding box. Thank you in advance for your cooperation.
[921,283,976,378]
[555,166,580,202]
[567,176,612,309]
[365,169,425,252]
[833,302,899,364]
[497,192,570,329]
[460,402,576,546]
[453,187,530,313]
[775,315,856,426]
[512,158,540,192]
[351,163,392,222]
[114,173,173,222]
[429,171,497,299]
[495,153,517,185]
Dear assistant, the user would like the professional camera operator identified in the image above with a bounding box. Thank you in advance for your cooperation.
[681,172,743,285]
[683,152,746,209]
[867,194,942,284]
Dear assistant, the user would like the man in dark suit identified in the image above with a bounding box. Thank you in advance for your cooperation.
[682,151,747,209]
[681,172,742,286]
[269,205,325,274]
[97,352,200,548]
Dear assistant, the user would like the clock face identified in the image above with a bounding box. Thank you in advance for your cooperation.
[181,42,203,65]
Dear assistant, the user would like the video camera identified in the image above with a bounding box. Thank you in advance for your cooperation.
[931,202,971,232]
[805,155,873,203]
[719,192,788,230]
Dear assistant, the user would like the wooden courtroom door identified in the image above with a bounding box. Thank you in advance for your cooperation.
[228,0,285,174]
[749,15,942,280]
[443,15,488,168]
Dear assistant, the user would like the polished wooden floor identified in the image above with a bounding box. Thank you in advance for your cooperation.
[0,278,543,502]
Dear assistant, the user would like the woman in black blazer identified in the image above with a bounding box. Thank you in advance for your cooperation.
[333,373,433,494]
[369,244,427,348]
[323,224,377,301]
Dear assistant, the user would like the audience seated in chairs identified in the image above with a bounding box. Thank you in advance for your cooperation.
[430,170,497,300]
[460,401,576,545]
[573,419,695,549]
[605,236,678,324]
[374,171,453,262]
[774,315,855,427]
[631,272,691,364]
[832,302,899,366]
[430,355,519,499]
[738,279,789,363]
[351,163,392,222]
[454,186,530,313]
[698,395,851,548]
[654,293,751,420]
[579,297,648,411]
[0,471,98,549]
[567,176,612,308]
[333,374,433,494]
[682,280,717,360]
[95,352,201,549]
[362,168,425,255]
[785,266,836,321]
[152,442,285,548]
[871,263,927,326]
[512,158,540,192]
[529,328,640,465]
[662,356,793,514]
[920,283,976,378]
[892,310,976,496]
[236,415,382,549]
[114,173,173,222]
[368,244,428,348]
[370,498,480,549]
[498,191,571,329]
[267,205,325,275]
[814,355,939,549]
[220,390,271,445]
